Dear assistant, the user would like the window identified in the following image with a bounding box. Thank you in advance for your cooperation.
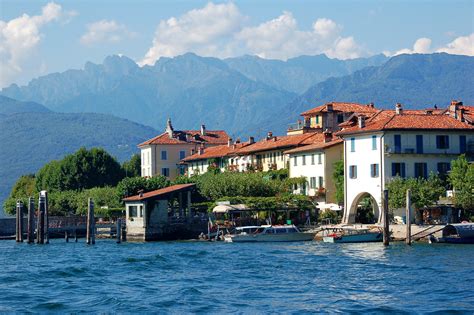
[414,163,428,179]
[318,176,324,188]
[201,161,204,171]
[460,135,467,154]
[294,156,297,166]
[316,116,320,124]
[436,135,449,149]
[349,165,357,179]
[350,138,355,152]
[139,205,143,217]
[394,135,401,153]
[311,154,315,165]
[392,163,406,177]
[179,150,186,160]
[437,162,450,176]
[129,206,137,217]
[416,135,423,154]
[372,135,377,150]
[337,114,344,123]
[161,168,170,177]
[302,155,306,165]
[161,150,167,160]
[310,177,316,189]
[179,166,185,175]
[318,153,322,164]
[370,164,379,178]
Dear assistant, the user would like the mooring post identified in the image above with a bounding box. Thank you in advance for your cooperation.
[86,198,95,245]
[65,230,69,242]
[27,197,34,244]
[74,228,78,242]
[16,201,24,242]
[406,189,412,245]
[383,189,390,246]
[43,191,49,244]
[116,218,122,244]
[37,194,45,244]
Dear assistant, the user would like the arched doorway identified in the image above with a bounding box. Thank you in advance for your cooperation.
[346,192,380,224]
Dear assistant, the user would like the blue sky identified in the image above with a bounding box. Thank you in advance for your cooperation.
[1,0,473,87]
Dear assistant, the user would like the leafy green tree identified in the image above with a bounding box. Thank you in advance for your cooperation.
[387,173,445,210]
[116,176,170,199]
[36,147,125,192]
[3,174,37,215]
[122,154,141,178]
[333,160,344,204]
[449,154,474,210]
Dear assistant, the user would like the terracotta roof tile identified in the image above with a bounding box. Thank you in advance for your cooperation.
[139,130,229,147]
[284,138,343,154]
[236,133,320,155]
[301,102,378,116]
[123,184,196,201]
[182,142,252,162]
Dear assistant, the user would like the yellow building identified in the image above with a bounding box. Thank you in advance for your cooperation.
[138,119,229,180]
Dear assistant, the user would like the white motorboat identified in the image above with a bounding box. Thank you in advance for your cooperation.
[224,225,316,243]
[322,226,383,243]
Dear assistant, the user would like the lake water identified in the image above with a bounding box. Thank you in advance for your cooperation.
[0,239,473,313]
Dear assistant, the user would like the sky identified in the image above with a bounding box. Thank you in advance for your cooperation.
[1,0,473,88]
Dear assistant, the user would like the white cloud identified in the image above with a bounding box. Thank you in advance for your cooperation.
[0,2,70,87]
[140,2,243,65]
[140,3,364,65]
[393,37,432,55]
[437,33,474,56]
[80,20,135,45]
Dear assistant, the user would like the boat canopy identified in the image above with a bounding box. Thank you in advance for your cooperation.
[442,223,474,238]
[212,204,249,213]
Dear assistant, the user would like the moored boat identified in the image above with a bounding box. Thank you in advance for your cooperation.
[322,226,383,243]
[224,225,315,242]
[429,223,474,244]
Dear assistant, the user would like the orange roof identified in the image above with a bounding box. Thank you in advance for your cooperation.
[123,184,195,201]
[138,130,229,147]
[182,142,251,162]
[284,138,343,154]
[301,102,378,116]
[236,133,319,155]
[337,110,474,136]
[459,105,474,123]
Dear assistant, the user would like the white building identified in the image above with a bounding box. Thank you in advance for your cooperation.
[337,103,474,224]
[285,131,342,203]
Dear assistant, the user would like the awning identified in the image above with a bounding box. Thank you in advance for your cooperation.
[212,204,249,213]
[317,202,343,211]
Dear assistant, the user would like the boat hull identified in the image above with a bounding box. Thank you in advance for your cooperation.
[323,232,383,243]
[224,233,315,243]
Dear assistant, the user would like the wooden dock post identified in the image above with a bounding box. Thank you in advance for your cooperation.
[86,198,95,245]
[37,194,45,244]
[65,230,69,242]
[383,189,390,246]
[16,201,24,242]
[116,218,122,244]
[27,197,34,244]
[74,229,78,242]
[43,191,49,244]
[406,189,412,245]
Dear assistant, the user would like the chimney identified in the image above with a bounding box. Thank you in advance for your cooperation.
[228,137,233,147]
[368,102,375,108]
[425,110,433,115]
[191,149,195,155]
[395,103,403,115]
[138,189,144,197]
[326,104,333,112]
[235,138,241,144]
[266,131,273,140]
[200,124,206,136]
[198,144,204,155]
[166,118,174,138]
[358,115,366,128]
[248,136,255,144]
[323,129,332,143]
[449,100,462,118]
[457,109,465,122]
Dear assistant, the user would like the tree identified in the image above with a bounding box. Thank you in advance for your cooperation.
[36,147,125,192]
[122,154,141,178]
[449,154,474,210]
[116,176,170,199]
[387,174,445,210]
[3,174,37,215]
[333,160,344,204]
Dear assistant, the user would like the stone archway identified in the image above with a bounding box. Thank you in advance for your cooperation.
[345,192,380,224]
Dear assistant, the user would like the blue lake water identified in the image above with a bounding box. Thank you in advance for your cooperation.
[0,239,473,313]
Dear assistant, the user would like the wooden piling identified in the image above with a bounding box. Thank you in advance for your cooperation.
[406,189,412,245]
[86,198,95,245]
[116,218,122,244]
[74,229,78,242]
[65,230,69,242]
[383,189,390,246]
[37,195,45,244]
[43,191,49,244]
[27,197,34,244]
[16,201,23,242]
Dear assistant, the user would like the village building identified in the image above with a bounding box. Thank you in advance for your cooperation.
[287,102,379,135]
[336,102,474,224]
[284,131,343,203]
[138,119,229,180]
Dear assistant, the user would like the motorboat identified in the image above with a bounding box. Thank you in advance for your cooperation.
[223,225,316,242]
[322,226,383,243]
[429,223,474,244]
